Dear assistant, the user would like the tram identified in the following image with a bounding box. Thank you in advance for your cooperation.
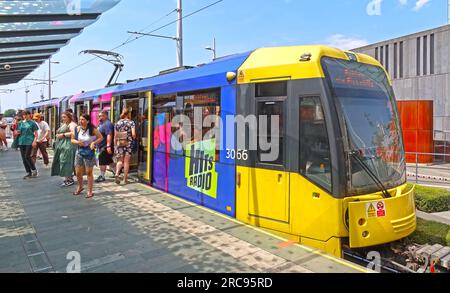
[32,45,416,257]
[26,97,62,142]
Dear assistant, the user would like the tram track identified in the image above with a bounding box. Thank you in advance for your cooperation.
[344,241,450,273]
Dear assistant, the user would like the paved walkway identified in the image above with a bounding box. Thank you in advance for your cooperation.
[416,211,450,226]
[0,149,364,273]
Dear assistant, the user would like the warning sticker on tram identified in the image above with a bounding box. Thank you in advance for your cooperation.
[366,201,387,218]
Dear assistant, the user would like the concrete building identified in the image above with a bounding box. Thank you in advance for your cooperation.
[353,24,450,150]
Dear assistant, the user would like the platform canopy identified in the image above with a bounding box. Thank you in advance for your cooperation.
[0,0,120,86]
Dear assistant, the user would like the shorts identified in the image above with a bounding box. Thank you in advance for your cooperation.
[98,149,114,166]
[75,151,97,169]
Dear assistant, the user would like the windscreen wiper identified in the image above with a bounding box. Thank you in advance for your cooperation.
[350,150,392,199]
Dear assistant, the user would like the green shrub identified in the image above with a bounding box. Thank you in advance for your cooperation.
[408,184,450,213]
[407,218,450,246]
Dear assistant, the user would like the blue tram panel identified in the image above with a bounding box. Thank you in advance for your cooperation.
[50,52,252,218]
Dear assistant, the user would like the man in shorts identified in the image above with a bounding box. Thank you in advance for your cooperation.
[95,110,115,183]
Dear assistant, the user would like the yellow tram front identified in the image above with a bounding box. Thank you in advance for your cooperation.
[235,46,416,257]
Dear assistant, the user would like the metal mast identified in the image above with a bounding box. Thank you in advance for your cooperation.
[176,0,183,67]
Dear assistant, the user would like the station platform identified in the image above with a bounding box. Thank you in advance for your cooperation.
[0,149,366,273]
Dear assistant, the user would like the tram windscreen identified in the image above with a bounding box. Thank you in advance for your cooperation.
[322,57,406,195]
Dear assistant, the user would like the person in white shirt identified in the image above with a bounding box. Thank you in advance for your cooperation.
[31,113,50,167]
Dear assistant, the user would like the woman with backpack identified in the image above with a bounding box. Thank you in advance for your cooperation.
[114,108,136,185]
[71,113,103,198]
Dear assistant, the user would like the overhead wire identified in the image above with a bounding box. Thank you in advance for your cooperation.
[6,0,224,92]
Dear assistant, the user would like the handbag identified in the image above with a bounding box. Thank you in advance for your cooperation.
[79,146,95,160]
[75,127,95,160]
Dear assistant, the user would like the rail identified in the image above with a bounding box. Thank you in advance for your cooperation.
[405,151,450,185]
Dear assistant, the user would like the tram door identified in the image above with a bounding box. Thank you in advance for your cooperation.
[238,82,291,226]
[123,95,148,173]
[248,98,290,223]
[75,101,89,120]
[48,106,57,140]
[138,94,150,181]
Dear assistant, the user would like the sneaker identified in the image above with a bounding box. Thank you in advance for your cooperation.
[31,170,38,178]
[65,180,75,187]
[95,176,106,183]
[60,180,74,188]
[23,174,32,180]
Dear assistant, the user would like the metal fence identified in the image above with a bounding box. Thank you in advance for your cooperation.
[434,130,450,161]
[406,152,450,185]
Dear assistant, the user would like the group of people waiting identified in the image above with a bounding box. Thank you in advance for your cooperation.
[10,108,136,199]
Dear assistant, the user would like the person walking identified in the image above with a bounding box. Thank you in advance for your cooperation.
[95,111,115,183]
[114,108,136,185]
[10,114,22,151]
[71,113,103,198]
[0,114,8,151]
[31,113,50,167]
[51,111,77,187]
[17,111,39,179]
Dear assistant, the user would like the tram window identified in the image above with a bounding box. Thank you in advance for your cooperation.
[256,81,287,97]
[257,101,284,165]
[299,96,332,191]
[152,95,176,155]
[180,90,221,161]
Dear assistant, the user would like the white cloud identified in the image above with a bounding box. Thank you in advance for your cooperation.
[325,34,369,50]
[413,0,431,11]
[398,0,408,5]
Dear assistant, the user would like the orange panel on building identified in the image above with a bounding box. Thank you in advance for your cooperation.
[397,101,433,163]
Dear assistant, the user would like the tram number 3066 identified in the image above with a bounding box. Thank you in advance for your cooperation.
[226,149,249,161]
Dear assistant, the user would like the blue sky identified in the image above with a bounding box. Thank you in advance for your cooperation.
[0,0,447,110]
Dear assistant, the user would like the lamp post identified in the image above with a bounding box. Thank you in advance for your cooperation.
[48,57,60,100]
[25,86,30,108]
[176,0,183,67]
[205,37,217,60]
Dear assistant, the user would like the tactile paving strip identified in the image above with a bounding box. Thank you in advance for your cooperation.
[0,170,55,273]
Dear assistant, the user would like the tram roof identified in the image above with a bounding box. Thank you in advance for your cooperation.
[26,97,62,109]
[69,45,382,103]
[70,51,253,102]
